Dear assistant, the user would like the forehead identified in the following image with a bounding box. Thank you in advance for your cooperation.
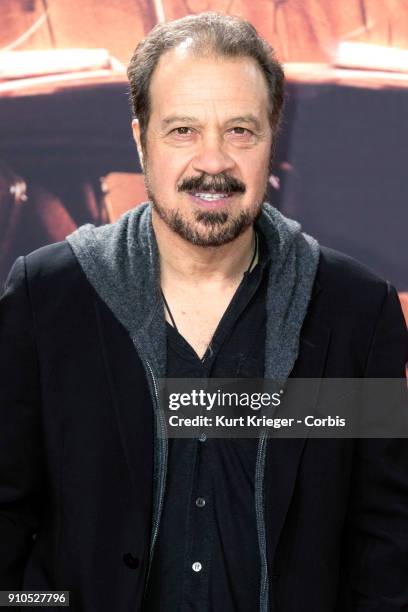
[148,48,270,123]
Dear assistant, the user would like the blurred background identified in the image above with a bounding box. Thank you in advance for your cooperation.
[0,0,407,320]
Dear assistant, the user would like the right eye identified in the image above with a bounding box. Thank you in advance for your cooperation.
[171,127,194,136]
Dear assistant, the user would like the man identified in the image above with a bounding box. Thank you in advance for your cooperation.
[0,12,407,612]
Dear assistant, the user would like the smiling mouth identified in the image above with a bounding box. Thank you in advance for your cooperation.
[192,192,232,201]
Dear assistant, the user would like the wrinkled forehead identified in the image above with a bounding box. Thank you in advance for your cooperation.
[148,47,271,125]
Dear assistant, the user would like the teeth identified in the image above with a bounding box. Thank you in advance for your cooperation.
[194,193,229,201]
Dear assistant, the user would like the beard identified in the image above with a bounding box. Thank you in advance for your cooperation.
[144,169,266,247]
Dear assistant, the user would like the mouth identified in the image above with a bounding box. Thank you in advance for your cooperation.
[187,191,235,209]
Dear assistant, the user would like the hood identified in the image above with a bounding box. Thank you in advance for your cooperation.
[66,201,320,381]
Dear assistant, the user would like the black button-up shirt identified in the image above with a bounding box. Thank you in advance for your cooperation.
[144,231,270,612]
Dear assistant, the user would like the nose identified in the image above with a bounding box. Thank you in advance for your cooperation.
[191,133,236,176]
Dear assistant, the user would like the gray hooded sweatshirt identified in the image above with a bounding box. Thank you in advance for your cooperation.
[67,201,320,611]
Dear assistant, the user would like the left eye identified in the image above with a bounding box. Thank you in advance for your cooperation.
[229,127,252,136]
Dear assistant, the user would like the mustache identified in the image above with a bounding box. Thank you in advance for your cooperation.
[177,172,246,195]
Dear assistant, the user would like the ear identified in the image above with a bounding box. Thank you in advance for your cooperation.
[132,118,144,172]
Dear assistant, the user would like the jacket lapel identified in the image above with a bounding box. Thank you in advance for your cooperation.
[94,297,154,506]
[265,289,331,576]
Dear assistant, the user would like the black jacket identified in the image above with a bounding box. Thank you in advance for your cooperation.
[0,240,407,612]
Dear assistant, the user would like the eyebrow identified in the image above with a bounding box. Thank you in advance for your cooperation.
[161,115,200,127]
[225,114,262,132]
[161,113,262,131]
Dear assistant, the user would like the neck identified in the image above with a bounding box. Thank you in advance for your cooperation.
[152,209,257,288]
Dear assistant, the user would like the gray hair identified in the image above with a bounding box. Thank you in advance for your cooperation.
[127,12,285,151]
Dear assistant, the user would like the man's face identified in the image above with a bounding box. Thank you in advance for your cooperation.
[133,47,273,247]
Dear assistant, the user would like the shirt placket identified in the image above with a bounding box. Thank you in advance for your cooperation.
[181,435,213,611]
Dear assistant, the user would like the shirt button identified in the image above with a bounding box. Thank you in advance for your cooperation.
[123,553,139,569]
[192,561,202,572]
[195,497,206,508]
[198,433,207,442]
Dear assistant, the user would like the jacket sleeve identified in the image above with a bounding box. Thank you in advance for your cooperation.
[344,283,408,611]
[0,256,44,588]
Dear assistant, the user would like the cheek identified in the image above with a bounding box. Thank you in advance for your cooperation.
[236,147,270,184]
[148,149,190,188]
[242,163,270,194]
